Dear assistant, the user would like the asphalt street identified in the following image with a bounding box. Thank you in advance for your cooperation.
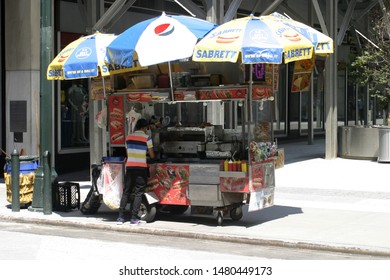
[1,137,390,258]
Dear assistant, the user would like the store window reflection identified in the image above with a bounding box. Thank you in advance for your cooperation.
[58,32,89,150]
[60,79,90,148]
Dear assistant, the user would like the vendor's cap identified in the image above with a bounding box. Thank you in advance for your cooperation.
[136,118,149,129]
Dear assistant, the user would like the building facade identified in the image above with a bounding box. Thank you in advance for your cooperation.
[0,0,378,174]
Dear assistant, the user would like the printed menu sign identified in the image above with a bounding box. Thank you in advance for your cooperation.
[108,95,125,145]
[291,58,314,92]
[91,77,112,100]
[147,164,190,205]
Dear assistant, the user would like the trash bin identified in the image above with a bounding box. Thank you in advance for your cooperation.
[99,157,125,210]
[378,126,390,163]
[3,155,39,205]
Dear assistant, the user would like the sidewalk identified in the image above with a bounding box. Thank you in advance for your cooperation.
[1,138,390,258]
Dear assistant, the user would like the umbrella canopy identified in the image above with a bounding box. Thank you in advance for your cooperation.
[264,12,333,55]
[105,12,218,67]
[47,32,145,80]
[192,14,333,64]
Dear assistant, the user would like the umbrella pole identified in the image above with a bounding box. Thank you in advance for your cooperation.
[102,76,108,157]
[168,61,175,101]
[249,64,253,122]
[248,64,253,147]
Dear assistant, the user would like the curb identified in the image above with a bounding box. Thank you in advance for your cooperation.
[2,214,390,258]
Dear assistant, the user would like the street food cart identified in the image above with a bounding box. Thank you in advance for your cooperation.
[93,66,278,225]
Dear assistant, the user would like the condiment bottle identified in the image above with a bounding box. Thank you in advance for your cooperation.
[224,159,229,171]
[231,160,237,171]
[236,160,242,172]
[228,159,233,171]
[241,160,247,173]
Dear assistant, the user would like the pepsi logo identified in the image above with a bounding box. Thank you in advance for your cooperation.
[154,23,175,36]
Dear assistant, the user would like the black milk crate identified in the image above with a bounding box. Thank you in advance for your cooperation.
[53,182,80,212]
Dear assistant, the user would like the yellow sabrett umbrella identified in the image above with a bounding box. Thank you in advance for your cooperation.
[192,13,333,64]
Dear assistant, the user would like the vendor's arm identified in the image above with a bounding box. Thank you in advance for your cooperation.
[146,136,155,160]
[148,147,155,160]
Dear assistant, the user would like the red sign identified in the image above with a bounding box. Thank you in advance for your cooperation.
[250,163,265,192]
[108,95,125,145]
[173,91,196,101]
[126,92,153,102]
[220,176,249,193]
[147,164,190,205]
[197,88,246,100]
[291,58,314,92]
[252,85,273,100]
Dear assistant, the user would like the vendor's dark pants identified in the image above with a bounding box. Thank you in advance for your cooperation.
[118,169,147,220]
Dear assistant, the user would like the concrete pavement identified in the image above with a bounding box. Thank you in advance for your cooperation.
[1,137,390,258]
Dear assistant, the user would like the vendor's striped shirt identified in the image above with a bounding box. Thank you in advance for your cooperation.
[125,130,153,169]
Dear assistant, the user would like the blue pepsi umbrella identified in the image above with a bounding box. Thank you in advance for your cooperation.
[105,12,218,67]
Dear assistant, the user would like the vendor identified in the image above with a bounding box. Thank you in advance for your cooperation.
[149,115,162,159]
[149,115,162,130]
[117,118,155,225]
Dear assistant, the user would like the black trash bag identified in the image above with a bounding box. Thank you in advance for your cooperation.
[80,164,102,215]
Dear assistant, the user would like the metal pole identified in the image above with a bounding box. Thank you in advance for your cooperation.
[344,68,348,126]
[30,0,57,212]
[39,0,53,167]
[355,85,359,125]
[11,150,20,212]
[308,75,314,144]
[325,0,338,159]
[298,91,302,135]
[168,61,175,102]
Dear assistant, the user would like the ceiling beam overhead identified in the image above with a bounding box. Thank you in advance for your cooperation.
[104,0,137,31]
[173,0,207,18]
[251,0,262,15]
[312,0,329,35]
[224,0,243,22]
[93,0,130,32]
[260,0,285,16]
[277,2,306,23]
[337,0,357,46]
[354,0,379,22]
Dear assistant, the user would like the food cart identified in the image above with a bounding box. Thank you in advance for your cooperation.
[93,64,278,226]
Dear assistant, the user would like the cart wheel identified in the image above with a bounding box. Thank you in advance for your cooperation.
[217,211,223,226]
[139,196,157,222]
[230,206,243,221]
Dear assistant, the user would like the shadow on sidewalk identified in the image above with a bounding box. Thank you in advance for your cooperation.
[242,205,303,226]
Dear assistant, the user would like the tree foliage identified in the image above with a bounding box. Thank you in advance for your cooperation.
[350,2,390,111]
